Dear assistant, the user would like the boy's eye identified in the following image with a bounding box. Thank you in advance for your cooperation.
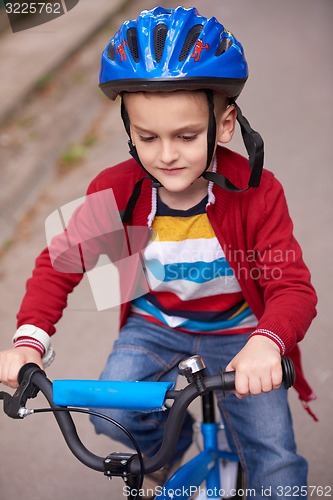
[138,133,198,142]
[180,134,198,142]
[139,135,156,142]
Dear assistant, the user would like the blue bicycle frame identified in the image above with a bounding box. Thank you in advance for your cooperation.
[160,393,240,500]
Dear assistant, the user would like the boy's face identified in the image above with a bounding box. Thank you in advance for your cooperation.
[125,91,213,195]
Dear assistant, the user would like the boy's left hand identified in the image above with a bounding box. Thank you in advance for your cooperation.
[225,336,282,398]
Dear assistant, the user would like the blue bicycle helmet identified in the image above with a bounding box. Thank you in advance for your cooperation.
[99,7,264,221]
[99,6,248,100]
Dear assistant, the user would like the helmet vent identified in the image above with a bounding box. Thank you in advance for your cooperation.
[154,24,168,62]
[126,27,140,63]
[216,37,232,56]
[107,42,115,61]
[179,24,203,61]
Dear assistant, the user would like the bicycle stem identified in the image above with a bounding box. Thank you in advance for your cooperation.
[131,372,235,474]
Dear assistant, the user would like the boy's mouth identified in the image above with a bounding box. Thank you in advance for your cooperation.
[159,167,185,175]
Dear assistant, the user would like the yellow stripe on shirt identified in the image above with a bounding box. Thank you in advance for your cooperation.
[152,214,215,242]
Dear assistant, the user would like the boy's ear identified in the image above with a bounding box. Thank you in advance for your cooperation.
[216,104,237,144]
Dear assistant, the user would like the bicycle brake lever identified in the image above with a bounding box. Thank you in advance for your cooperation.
[0,363,45,419]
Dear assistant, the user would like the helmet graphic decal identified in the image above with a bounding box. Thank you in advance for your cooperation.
[116,41,128,61]
[191,40,210,62]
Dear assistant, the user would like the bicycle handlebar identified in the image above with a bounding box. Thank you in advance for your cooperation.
[0,356,295,477]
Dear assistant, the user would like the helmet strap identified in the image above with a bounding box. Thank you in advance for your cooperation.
[121,175,150,223]
[202,100,264,192]
[121,98,162,188]
[233,101,264,188]
[205,90,217,172]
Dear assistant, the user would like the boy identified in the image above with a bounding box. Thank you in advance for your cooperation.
[0,7,317,497]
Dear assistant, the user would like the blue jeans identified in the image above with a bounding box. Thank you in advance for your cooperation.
[91,315,308,498]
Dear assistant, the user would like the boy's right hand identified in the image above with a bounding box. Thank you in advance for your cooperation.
[0,347,43,389]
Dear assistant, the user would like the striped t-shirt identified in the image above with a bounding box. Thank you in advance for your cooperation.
[131,195,258,334]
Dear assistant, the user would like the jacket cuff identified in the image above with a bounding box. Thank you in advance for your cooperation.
[13,324,55,367]
[248,329,286,354]
[14,336,45,356]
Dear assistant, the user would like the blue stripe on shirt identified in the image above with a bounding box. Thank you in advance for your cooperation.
[146,257,234,284]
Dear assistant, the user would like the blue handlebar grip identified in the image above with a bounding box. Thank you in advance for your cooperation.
[53,380,174,411]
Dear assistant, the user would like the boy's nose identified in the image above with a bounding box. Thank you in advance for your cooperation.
[159,140,179,165]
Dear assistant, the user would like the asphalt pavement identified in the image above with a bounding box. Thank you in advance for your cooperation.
[0,1,332,498]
